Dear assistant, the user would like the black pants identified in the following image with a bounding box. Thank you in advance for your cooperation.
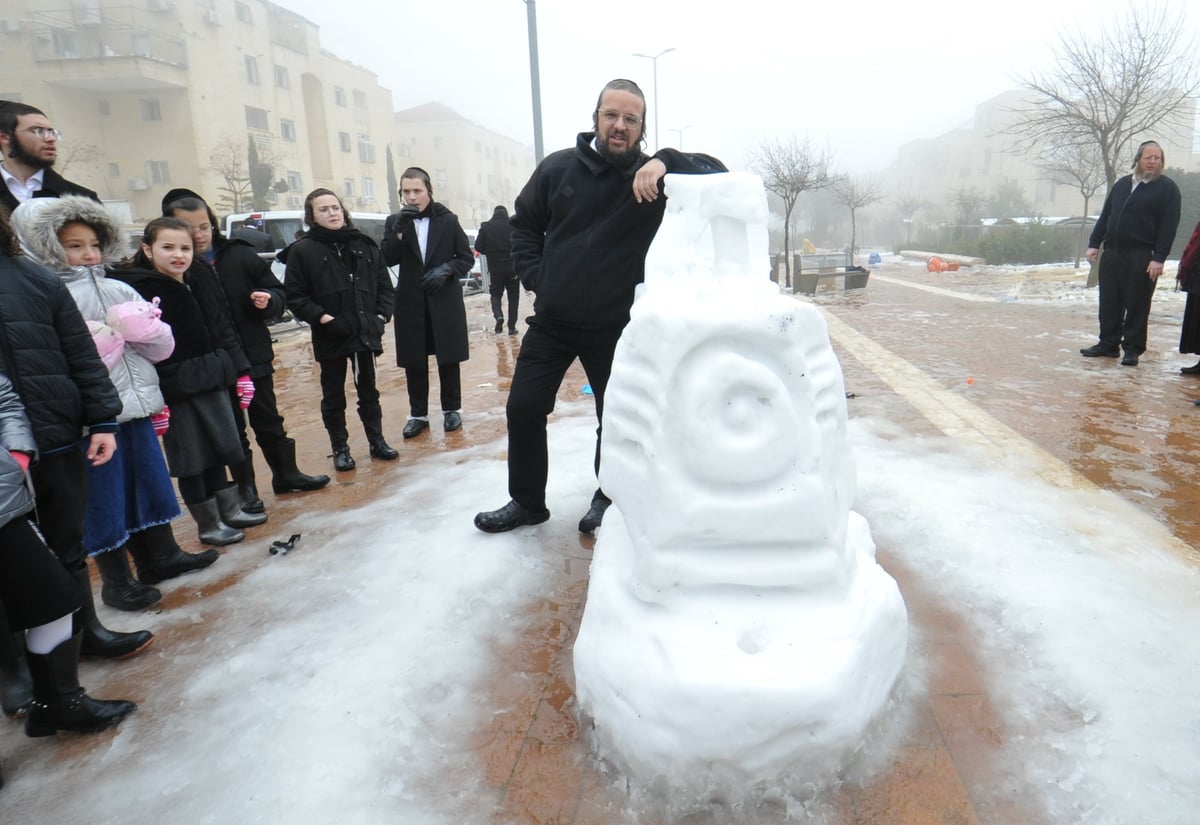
[227,371,290,456]
[406,363,462,417]
[490,273,520,326]
[318,350,382,442]
[506,320,624,511]
[30,449,89,574]
[0,516,80,629]
[1097,247,1157,355]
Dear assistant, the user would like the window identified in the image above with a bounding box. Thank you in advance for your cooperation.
[334,87,347,107]
[435,169,447,192]
[280,119,296,142]
[140,98,162,122]
[148,160,170,185]
[362,177,375,201]
[235,1,251,23]
[352,89,367,109]
[245,55,259,85]
[433,136,443,150]
[343,178,355,197]
[287,170,303,192]
[52,29,79,58]
[131,32,151,57]
[244,106,269,131]
[338,131,351,152]
[357,134,375,164]
[98,100,110,117]
[475,140,482,155]
[107,163,120,178]
[274,65,289,89]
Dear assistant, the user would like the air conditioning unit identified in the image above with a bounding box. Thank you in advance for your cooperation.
[205,8,222,25]
[0,19,23,33]
[128,178,148,191]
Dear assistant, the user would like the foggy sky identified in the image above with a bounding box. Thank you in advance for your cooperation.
[281,0,1195,176]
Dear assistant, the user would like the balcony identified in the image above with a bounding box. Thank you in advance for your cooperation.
[28,8,187,92]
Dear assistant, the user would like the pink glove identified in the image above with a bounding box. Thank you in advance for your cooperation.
[9,450,30,473]
[236,376,255,410]
[151,406,170,436]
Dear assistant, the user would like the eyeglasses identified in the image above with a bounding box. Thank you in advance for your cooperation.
[21,127,62,140]
[598,109,642,128]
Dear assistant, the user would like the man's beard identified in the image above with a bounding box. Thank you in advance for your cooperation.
[1135,167,1161,184]
[6,134,54,170]
[596,134,641,170]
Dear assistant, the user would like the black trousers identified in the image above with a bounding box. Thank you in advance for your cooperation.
[506,321,624,511]
[227,372,290,456]
[490,273,520,325]
[30,449,89,574]
[405,362,462,417]
[318,351,382,441]
[1097,247,1157,355]
[0,516,80,629]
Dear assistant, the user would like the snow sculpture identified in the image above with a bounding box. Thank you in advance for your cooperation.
[572,172,908,788]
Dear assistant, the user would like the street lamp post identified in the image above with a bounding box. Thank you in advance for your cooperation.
[632,47,675,153]
[523,1,544,163]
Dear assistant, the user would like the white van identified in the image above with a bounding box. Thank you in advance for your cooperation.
[224,210,392,282]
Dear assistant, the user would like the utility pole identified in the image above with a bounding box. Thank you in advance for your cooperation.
[632,48,675,153]
[524,1,544,163]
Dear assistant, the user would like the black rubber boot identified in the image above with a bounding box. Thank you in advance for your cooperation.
[263,441,330,493]
[24,630,137,737]
[72,568,154,660]
[92,548,162,611]
[0,611,33,717]
[185,498,244,546]
[229,458,265,514]
[214,486,267,528]
[126,523,219,585]
[578,489,612,534]
[364,420,399,460]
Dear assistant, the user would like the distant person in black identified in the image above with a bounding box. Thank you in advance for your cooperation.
[1081,140,1182,367]
[230,218,275,253]
[0,101,99,217]
[473,78,726,536]
[475,205,520,334]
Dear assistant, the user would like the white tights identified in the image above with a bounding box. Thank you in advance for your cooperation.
[25,613,73,655]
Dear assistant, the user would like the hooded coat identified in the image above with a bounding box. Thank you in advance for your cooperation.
[380,202,472,368]
[10,196,169,422]
[0,370,37,529]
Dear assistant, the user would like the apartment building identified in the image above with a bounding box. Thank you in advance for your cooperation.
[0,0,395,222]
[393,102,535,230]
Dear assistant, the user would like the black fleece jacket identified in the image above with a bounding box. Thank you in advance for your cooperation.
[510,132,726,329]
[1088,173,1182,262]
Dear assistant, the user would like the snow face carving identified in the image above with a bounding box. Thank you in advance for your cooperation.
[573,172,909,794]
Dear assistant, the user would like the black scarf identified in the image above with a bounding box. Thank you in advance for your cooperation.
[307,224,368,246]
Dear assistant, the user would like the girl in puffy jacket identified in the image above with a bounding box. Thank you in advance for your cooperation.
[10,197,219,612]
[0,369,135,764]
[111,217,266,549]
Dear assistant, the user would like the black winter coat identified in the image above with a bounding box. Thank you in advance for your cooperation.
[204,237,286,378]
[474,211,515,278]
[281,231,394,362]
[110,264,250,403]
[381,203,472,368]
[1088,173,1183,262]
[0,251,120,452]
[511,132,726,330]
[0,169,100,217]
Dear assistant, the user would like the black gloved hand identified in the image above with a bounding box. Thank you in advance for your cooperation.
[399,204,420,221]
[421,263,455,294]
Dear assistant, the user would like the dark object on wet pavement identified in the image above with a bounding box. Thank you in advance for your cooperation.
[1081,345,1119,358]
[402,418,429,438]
[1181,361,1200,374]
[474,500,550,533]
[269,534,302,556]
[578,491,611,534]
[331,446,355,472]
[444,411,462,432]
[1121,352,1140,366]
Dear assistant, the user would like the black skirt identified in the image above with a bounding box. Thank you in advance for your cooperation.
[162,388,244,477]
[0,515,81,628]
[1181,292,1200,355]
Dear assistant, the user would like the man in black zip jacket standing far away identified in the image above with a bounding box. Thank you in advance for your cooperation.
[474,78,726,536]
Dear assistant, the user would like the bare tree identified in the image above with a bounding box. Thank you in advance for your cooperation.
[56,142,101,177]
[748,133,833,288]
[951,187,987,239]
[1006,5,1199,189]
[896,196,925,246]
[209,135,253,214]
[831,175,885,262]
[987,180,1033,219]
[1038,140,1106,268]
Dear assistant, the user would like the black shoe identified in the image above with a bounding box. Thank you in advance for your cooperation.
[332,446,356,472]
[93,550,162,612]
[444,411,462,432]
[402,418,429,439]
[474,500,550,533]
[508,326,518,335]
[495,319,504,333]
[578,492,612,534]
[1181,361,1200,375]
[368,438,399,460]
[1081,344,1120,358]
[1121,352,1139,366]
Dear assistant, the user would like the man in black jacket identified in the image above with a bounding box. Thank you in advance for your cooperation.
[0,101,99,217]
[163,188,330,508]
[0,212,152,663]
[475,205,520,334]
[1082,140,1182,367]
[474,79,726,535]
